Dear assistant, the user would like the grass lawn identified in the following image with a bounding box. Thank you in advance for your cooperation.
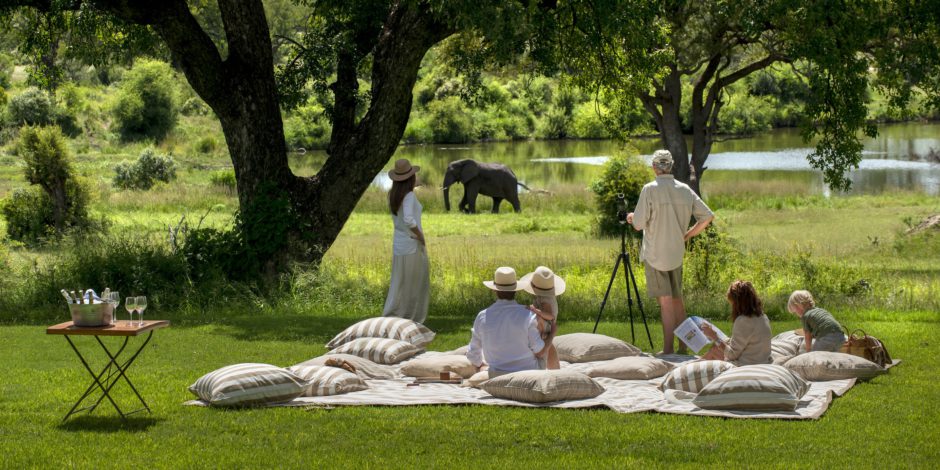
[2,315,937,468]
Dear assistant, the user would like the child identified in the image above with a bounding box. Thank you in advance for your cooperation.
[787,290,846,352]
[520,266,566,370]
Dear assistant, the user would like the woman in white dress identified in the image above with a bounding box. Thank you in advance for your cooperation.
[382,159,430,323]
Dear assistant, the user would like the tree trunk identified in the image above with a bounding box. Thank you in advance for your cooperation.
[658,68,691,185]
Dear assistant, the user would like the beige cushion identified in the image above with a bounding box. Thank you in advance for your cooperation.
[770,331,807,362]
[481,370,605,403]
[441,345,469,356]
[692,364,810,411]
[587,356,676,380]
[784,352,886,381]
[400,354,477,378]
[328,338,423,365]
[295,353,398,379]
[189,363,305,407]
[659,360,735,393]
[553,333,641,363]
[326,317,435,349]
[287,365,368,396]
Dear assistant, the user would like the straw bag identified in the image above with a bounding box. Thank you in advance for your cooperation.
[840,329,892,367]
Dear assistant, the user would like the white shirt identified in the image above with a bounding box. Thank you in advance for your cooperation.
[466,299,545,372]
[392,191,423,256]
[631,175,713,271]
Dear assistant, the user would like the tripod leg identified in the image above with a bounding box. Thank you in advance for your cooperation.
[621,254,637,345]
[627,257,655,351]
[592,256,622,334]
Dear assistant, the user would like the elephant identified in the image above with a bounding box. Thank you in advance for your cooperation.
[442,159,529,213]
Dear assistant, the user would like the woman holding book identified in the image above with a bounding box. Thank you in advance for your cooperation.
[700,280,772,365]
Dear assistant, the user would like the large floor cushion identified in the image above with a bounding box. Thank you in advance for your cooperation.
[692,364,810,411]
[287,365,368,396]
[481,370,606,403]
[771,331,806,364]
[189,363,305,407]
[554,333,641,363]
[328,338,423,365]
[326,317,435,349]
[400,354,477,379]
[294,353,399,379]
[784,351,886,381]
[659,360,734,393]
[587,356,675,380]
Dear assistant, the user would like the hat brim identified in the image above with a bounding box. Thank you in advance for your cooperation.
[388,165,420,181]
[483,280,522,292]
[518,272,566,296]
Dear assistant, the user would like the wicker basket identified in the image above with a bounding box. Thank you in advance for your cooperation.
[69,302,114,327]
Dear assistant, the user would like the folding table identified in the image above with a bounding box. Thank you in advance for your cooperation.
[46,320,169,422]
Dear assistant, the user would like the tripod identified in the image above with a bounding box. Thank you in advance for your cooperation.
[592,221,654,351]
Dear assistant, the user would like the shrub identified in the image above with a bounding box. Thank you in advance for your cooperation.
[428,97,474,143]
[590,151,654,237]
[570,101,611,139]
[209,170,236,192]
[6,87,55,126]
[112,59,179,141]
[180,97,210,116]
[113,147,177,190]
[0,187,55,243]
[283,104,330,150]
[194,136,218,154]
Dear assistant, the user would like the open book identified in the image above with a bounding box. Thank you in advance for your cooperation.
[674,316,728,353]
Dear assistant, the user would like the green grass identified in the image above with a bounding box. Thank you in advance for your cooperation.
[1,316,937,468]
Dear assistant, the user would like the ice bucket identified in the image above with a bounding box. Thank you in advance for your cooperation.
[69,302,114,327]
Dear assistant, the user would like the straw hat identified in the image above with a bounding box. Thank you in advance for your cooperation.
[388,158,420,181]
[519,266,566,296]
[483,266,523,292]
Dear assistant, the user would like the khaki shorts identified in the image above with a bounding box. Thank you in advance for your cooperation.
[644,263,683,298]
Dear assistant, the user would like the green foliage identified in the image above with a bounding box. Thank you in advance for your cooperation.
[0,187,55,243]
[180,97,210,116]
[6,87,54,126]
[283,103,330,150]
[113,147,177,190]
[111,59,179,142]
[590,151,653,237]
[209,170,236,192]
[428,96,474,143]
[194,136,218,154]
[0,52,13,88]
[570,101,611,139]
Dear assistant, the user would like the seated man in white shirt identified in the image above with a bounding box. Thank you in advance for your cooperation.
[466,267,556,374]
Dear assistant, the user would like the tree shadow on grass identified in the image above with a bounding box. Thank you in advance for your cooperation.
[57,415,163,433]
[217,315,474,344]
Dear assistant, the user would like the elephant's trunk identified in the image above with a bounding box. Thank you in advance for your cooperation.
[443,185,451,211]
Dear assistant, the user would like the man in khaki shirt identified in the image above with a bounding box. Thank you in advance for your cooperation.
[627,150,714,354]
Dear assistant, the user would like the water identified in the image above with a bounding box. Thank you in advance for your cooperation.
[293,122,940,196]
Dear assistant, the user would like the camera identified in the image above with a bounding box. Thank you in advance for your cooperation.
[616,193,628,224]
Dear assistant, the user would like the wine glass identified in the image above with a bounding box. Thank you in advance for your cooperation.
[125,296,137,326]
[108,291,120,325]
[137,296,147,326]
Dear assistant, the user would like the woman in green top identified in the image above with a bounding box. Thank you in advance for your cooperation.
[787,290,846,352]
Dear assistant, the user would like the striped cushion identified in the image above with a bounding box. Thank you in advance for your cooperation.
[326,317,435,349]
[587,356,676,380]
[783,352,885,381]
[294,353,398,379]
[188,363,305,407]
[692,364,810,411]
[481,370,605,403]
[771,331,806,363]
[329,338,423,365]
[659,360,734,393]
[287,365,368,396]
[554,333,642,363]
[400,354,478,379]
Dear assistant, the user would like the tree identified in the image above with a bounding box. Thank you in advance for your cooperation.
[1,0,553,275]
[17,125,87,234]
[551,0,907,194]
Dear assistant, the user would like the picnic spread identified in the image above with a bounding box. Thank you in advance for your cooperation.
[185,317,899,420]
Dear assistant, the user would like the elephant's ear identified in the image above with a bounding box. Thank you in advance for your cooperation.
[460,162,480,183]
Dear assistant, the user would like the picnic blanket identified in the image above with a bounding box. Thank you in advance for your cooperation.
[185,354,898,420]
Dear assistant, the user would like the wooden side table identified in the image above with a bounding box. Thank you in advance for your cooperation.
[47,320,170,422]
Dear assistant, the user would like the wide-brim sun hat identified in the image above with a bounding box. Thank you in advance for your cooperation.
[483,266,523,292]
[519,266,566,296]
[388,158,420,181]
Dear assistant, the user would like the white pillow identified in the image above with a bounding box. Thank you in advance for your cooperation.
[189,363,305,407]
[287,365,368,396]
[293,353,398,379]
[481,370,605,403]
[553,333,641,363]
[326,317,435,349]
[328,338,423,365]
[692,364,810,411]
[771,330,806,363]
[659,360,735,393]
[587,356,675,380]
[400,354,477,379]
[784,352,886,381]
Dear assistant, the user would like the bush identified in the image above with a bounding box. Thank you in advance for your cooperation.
[209,170,236,192]
[570,101,611,139]
[113,147,178,190]
[283,104,331,151]
[428,97,474,143]
[6,88,55,126]
[180,97,210,116]
[590,151,654,237]
[112,59,179,141]
[194,136,218,154]
[0,187,55,243]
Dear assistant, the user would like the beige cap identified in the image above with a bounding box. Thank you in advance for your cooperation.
[652,150,673,168]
